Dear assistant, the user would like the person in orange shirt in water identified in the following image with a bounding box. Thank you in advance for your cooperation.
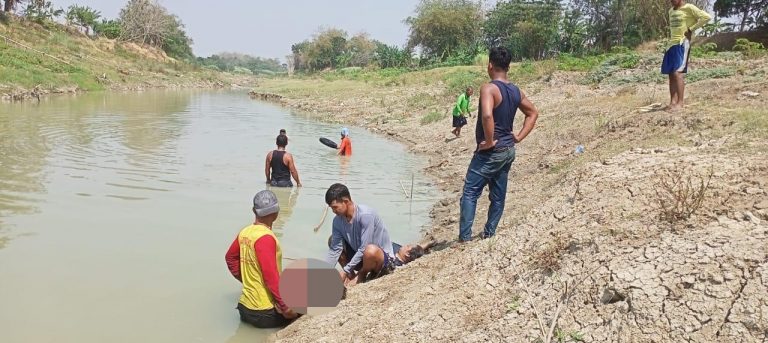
[337,127,352,156]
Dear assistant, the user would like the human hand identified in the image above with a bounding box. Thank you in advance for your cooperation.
[513,133,521,143]
[281,308,299,319]
[685,29,692,40]
[297,182,303,187]
[477,139,497,151]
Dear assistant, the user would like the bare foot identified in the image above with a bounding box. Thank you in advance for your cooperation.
[665,105,683,113]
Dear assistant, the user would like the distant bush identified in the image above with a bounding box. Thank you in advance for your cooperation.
[443,69,485,95]
[687,67,737,83]
[94,19,121,39]
[690,42,718,58]
[231,66,253,75]
[557,53,606,71]
[733,38,766,58]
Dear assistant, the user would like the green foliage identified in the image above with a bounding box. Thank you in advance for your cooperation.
[554,328,585,342]
[22,1,63,26]
[374,42,413,68]
[66,5,101,35]
[405,0,483,61]
[733,38,766,58]
[162,16,194,60]
[583,52,642,84]
[714,0,768,31]
[197,53,284,74]
[557,53,607,71]
[484,0,562,60]
[118,0,194,59]
[93,19,121,39]
[691,42,719,57]
[231,66,253,75]
[443,68,484,95]
[687,67,737,82]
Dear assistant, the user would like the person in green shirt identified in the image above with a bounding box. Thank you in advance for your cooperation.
[661,0,711,112]
[451,87,473,137]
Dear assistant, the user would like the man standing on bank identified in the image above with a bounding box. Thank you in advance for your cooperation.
[458,47,539,242]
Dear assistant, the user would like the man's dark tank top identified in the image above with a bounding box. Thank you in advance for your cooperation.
[270,150,290,182]
[475,80,521,150]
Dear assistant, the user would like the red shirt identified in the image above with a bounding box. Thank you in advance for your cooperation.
[338,137,352,156]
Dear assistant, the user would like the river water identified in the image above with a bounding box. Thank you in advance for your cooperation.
[0,90,436,342]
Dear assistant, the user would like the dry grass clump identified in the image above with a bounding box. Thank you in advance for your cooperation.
[653,166,713,223]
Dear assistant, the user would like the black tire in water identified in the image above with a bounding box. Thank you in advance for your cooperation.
[319,137,338,149]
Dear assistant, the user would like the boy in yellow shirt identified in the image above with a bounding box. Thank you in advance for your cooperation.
[661,0,711,112]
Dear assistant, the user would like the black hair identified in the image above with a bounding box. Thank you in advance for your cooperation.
[276,134,288,147]
[325,183,351,205]
[279,129,286,134]
[489,46,512,71]
[408,245,425,260]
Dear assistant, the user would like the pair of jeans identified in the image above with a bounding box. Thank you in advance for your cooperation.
[459,147,516,241]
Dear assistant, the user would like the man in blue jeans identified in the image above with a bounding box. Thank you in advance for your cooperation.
[459,47,540,242]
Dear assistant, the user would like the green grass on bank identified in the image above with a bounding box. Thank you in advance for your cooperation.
[0,17,224,93]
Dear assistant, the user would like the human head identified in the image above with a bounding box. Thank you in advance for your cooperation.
[253,190,280,223]
[340,127,349,138]
[276,134,288,148]
[325,183,352,217]
[279,129,286,135]
[488,46,512,76]
[670,0,684,8]
[399,244,426,263]
[466,87,474,97]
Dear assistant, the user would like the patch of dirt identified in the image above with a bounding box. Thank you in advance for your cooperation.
[257,56,768,342]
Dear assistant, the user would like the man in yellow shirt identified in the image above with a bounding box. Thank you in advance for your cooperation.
[225,190,298,328]
[661,0,712,112]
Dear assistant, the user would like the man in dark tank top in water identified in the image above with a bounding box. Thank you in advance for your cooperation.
[265,134,302,187]
[458,47,540,242]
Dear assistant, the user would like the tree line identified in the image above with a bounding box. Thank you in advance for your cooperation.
[289,0,768,72]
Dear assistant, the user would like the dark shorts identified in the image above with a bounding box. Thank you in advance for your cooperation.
[452,115,467,128]
[338,240,398,279]
[237,303,294,328]
[270,179,293,187]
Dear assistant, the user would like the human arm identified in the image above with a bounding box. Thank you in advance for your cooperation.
[265,152,272,183]
[225,237,241,282]
[688,5,712,32]
[285,154,302,187]
[337,138,348,155]
[253,235,296,319]
[513,91,539,143]
[461,95,471,116]
[326,221,344,267]
[477,83,497,151]
[342,214,376,275]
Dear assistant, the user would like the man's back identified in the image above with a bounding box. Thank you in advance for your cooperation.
[338,137,352,156]
[237,224,282,310]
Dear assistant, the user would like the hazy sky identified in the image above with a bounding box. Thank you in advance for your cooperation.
[54,0,418,60]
